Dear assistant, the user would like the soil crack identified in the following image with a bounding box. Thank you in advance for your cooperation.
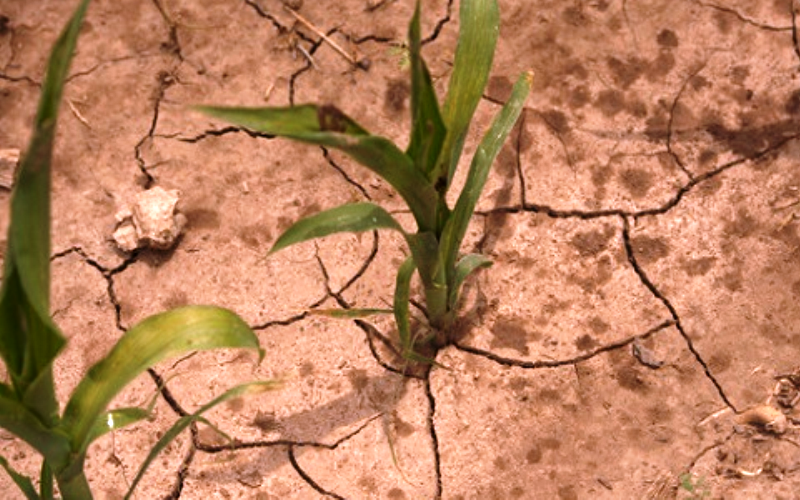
[424,375,443,500]
[50,245,138,332]
[666,63,709,179]
[691,1,793,31]
[171,126,276,143]
[792,0,800,65]
[0,72,38,86]
[621,216,737,411]
[453,319,675,369]
[422,0,453,45]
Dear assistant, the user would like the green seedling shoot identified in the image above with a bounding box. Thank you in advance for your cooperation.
[0,1,277,498]
[198,0,531,361]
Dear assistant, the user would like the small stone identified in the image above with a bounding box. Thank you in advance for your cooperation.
[112,222,139,253]
[0,148,20,189]
[112,186,186,252]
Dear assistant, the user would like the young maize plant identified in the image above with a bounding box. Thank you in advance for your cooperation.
[0,2,276,498]
[198,0,531,362]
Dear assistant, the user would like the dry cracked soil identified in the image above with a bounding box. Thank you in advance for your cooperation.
[2,0,800,499]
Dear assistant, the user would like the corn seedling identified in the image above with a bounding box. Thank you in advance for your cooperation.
[198,0,531,362]
[0,2,276,498]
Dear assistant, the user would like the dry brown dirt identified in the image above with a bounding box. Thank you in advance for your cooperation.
[2,0,800,499]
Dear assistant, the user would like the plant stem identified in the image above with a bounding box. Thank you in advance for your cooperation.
[424,285,451,332]
[56,470,92,500]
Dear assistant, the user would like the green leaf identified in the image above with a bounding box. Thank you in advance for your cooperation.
[270,202,405,254]
[406,0,446,176]
[404,231,442,291]
[195,105,439,232]
[39,461,54,500]
[62,305,263,455]
[309,308,394,319]
[124,381,279,500]
[0,0,91,424]
[0,455,39,500]
[86,406,154,445]
[393,257,416,354]
[0,385,70,469]
[433,0,500,191]
[440,72,532,278]
[449,253,493,310]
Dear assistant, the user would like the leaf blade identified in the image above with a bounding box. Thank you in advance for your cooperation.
[309,308,394,319]
[195,105,439,232]
[0,455,39,500]
[448,253,493,310]
[63,305,263,454]
[0,384,70,471]
[440,72,532,278]
[124,381,278,500]
[393,256,417,354]
[270,202,405,254]
[407,0,446,176]
[433,0,500,190]
[0,0,91,423]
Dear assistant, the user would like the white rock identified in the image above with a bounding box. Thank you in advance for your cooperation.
[112,222,139,253]
[113,186,187,252]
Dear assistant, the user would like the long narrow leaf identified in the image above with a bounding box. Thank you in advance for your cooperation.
[39,461,54,500]
[124,381,278,500]
[440,72,532,277]
[393,257,416,354]
[63,305,263,455]
[309,308,394,319]
[270,202,404,254]
[448,253,493,310]
[0,455,38,500]
[196,105,439,232]
[407,0,445,175]
[0,0,91,424]
[432,0,500,191]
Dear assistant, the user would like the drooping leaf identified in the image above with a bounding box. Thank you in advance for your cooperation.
[270,202,405,254]
[309,308,394,319]
[448,253,493,310]
[195,105,439,232]
[440,72,532,277]
[393,256,416,354]
[124,381,279,500]
[433,0,500,191]
[406,0,445,176]
[63,305,263,454]
[0,0,91,424]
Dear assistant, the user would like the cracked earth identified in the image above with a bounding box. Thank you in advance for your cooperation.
[2,0,800,498]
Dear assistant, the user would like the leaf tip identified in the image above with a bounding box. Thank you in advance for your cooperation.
[523,70,534,85]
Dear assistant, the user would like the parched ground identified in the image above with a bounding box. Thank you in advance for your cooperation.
[1,0,800,499]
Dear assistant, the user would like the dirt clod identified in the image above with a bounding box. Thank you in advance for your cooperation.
[112,186,187,252]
